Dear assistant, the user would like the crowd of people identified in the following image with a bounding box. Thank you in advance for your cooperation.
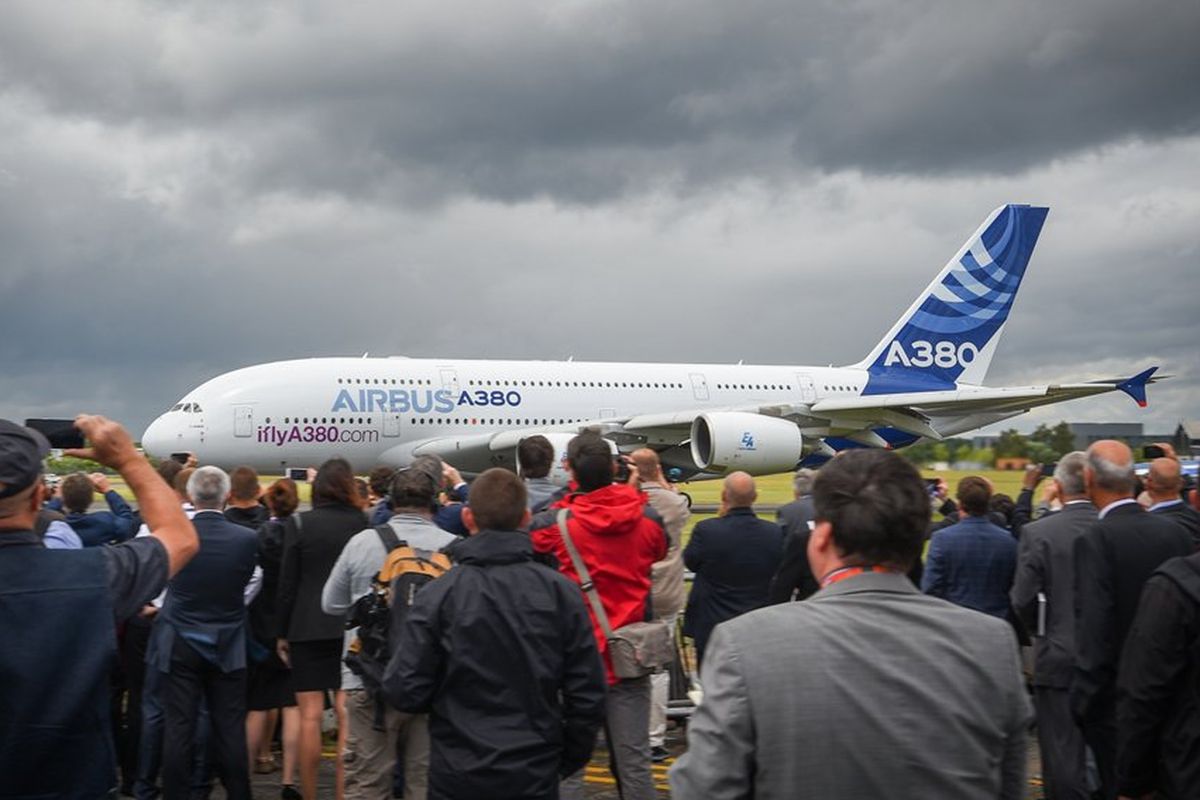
[2,413,1199,799]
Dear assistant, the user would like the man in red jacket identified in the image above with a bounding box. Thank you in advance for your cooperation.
[531,433,667,800]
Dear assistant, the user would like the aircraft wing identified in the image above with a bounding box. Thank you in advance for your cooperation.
[811,367,1162,436]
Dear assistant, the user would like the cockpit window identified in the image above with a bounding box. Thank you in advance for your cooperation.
[192,404,202,413]
[183,403,193,412]
[171,404,183,412]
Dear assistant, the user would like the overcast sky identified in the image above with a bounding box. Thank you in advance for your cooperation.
[1,0,1197,440]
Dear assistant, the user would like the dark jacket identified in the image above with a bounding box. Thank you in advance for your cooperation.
[55,489,135,547]
[225,504,270,530]
[278,503,368,641]
[1010,501,1097,687]
[683,507,784,661]
[921,515,1017,619]
[148,510,258,673]
[384,529,606,800]
[1152,501,1200,549]
[767,495,819,604]
[249,517,289,647]
[1072,502,1195,724]
[1116,552,1200,799]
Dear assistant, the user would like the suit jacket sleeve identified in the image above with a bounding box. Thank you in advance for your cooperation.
[1010,528,1043,635]
[767,528,817,604]
[999,626,1034,800]
[1071,529,1116,723]
[1115,574,1192,797]
[668,624,755,800]
[105,490,135,542]
[1010,488,1034,540]
[558,587,607,777]
[920,533,946,597]
[682,524,706,572]
[276,515,301,639]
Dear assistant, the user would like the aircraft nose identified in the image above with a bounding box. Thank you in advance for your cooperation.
[141,414,179,461]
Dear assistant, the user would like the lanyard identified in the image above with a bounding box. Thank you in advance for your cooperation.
[819,565,890,588]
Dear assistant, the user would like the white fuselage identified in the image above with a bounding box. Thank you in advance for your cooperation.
[141,356,870,473]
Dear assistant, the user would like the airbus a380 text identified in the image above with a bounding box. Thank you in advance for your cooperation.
[142,204,1161,478]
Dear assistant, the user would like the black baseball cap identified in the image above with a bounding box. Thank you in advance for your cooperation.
[0,419,50,499]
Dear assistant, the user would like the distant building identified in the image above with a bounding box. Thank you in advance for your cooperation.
[1068,422,1146,451]
[1175,421,1200,457]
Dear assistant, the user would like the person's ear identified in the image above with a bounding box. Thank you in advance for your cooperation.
[519,509,532,529]
[31,481,46,512]
[461,507,481,535]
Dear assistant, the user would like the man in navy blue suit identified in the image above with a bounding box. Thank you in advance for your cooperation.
[921,476,1017,619]
[683,471,784,667]
[148,466,259,800]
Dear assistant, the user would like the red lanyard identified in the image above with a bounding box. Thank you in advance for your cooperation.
[820,565,890,588]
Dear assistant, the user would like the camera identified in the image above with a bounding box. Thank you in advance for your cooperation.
[614,455,632,484]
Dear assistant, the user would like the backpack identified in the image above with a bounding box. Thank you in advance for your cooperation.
[344,525,452,726]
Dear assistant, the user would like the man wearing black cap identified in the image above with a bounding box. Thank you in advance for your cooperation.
[0,414,198,798]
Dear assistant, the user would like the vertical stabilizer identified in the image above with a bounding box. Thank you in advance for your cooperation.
[854,204,1048,394]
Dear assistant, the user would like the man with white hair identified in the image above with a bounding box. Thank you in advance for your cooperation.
[148,466,260,800]
[1010,452,1095,800]
[1071,440,1193,800]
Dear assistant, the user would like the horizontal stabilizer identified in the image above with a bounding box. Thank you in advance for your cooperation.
[1115,366,1158,408]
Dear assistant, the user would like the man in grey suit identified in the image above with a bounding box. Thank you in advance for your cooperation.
[1011,451,1096,800]
[671,450,1032,800]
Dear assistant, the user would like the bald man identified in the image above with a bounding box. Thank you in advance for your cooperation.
[1071,441,1194,799]
[682,472,784,667]
[1144,456,1200,547]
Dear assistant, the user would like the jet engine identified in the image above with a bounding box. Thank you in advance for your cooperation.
[690,412,803,475]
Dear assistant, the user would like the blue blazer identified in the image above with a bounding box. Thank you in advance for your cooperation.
[148,510,258,673]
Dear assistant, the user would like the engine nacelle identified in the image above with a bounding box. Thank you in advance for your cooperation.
[690,412,803,475]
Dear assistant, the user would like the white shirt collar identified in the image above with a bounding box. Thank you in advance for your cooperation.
[1098,497,1138,520]
[1148,498,1183,512]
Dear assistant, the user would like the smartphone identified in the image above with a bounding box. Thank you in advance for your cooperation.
[170,452,191,465]
[924,478,940,495]
[1041,462,1057,478]
[286,467,309,482]
[1143,444,1166,460]
[24,418,85,450]
[613,455,632,484]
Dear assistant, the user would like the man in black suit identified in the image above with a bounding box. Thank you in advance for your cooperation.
[148,466,259,800]
[767,469,818,604]
[1144,455,1200,547]
[683,471,784,667]
[1011,451,1096,800]
[1071,440,1194,800]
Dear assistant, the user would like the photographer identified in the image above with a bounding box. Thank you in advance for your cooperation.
[0,415,197,797]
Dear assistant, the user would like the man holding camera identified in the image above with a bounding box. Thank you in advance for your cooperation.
[531,433,667,800]
[0,415,198,798]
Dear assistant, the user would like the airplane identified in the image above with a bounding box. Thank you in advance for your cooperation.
[141,204,1162,478]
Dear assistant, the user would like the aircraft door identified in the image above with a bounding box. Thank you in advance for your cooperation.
[439,368,460,394]
[382,413,401,438]
[233,405,252,438]
[796,373,817,404]
[689,373,710,402]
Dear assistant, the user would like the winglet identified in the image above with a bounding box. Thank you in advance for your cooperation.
[1117,366,1158,408]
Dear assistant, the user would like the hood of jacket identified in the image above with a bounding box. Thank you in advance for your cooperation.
[452,529,533,566]
[561,484,648,537]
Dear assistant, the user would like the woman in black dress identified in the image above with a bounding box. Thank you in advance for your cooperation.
[247,478,301,797]
[276,460,367,800]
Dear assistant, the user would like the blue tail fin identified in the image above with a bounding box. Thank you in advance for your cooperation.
[855,204,1049,394]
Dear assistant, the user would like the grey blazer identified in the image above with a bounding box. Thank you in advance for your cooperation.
[1010,500,1097,688]
[670,572,1032,800]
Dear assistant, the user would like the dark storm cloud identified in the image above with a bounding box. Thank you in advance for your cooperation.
[0,0,1197,205]
[0,0,1196,437]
